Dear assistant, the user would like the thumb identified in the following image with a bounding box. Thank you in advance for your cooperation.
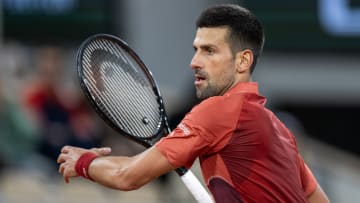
[91,147,112,156]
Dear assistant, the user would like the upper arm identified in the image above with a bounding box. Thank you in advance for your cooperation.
[307,185,330,203]
[297,155,318,196]
[298,157,329,202]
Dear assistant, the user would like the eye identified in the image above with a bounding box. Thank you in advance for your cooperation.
[206,47,215,55]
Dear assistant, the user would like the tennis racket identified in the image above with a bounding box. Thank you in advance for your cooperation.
[76,33,213,203]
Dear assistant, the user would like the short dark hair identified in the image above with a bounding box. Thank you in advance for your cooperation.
[196,4,265,73]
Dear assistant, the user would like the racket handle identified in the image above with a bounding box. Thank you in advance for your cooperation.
[180,170,214,203]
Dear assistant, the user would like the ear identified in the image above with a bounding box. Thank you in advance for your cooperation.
[235,49,253,73]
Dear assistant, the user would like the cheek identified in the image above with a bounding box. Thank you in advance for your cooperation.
[213,60,235,79]
[208,58,226,75]
[208,68,232,87]
[206,54,235,82]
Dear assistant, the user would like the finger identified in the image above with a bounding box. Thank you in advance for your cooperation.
[61,145,82,153]
[92,147,112,156]
[64,176,70,184]
[61,145,71,153]
[57,153,68,164]
[59,162,66,174]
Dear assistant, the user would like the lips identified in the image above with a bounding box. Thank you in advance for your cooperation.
[194,73,206,86]
[195,74,205,81]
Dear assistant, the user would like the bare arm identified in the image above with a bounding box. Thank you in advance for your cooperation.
[89,146,175,190]
[57,145,175,191]
[307,185,330,203]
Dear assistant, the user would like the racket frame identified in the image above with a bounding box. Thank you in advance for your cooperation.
[76,33,170,148]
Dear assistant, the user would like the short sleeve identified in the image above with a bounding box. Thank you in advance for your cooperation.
[155,123,209,168]
[156,95,244,168]
[185,96,244,151]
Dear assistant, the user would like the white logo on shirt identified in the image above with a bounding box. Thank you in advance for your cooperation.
[178,123,191,136]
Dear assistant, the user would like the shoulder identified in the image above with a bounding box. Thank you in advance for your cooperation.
[193,93,245,115]
[184,94,246,130]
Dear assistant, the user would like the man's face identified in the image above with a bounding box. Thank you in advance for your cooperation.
[190,27,237,100]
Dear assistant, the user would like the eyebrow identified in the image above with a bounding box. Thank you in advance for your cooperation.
[193,44,217,51]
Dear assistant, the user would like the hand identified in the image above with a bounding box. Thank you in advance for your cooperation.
[57,146,112,183]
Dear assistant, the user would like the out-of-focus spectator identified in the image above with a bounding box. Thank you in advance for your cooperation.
[0,78,38,171]
[21,46,103,170]
[66,91,104,149]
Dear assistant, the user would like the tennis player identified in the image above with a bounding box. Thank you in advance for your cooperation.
[58,4,330,203]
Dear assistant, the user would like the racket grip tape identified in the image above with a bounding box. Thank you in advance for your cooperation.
[180,170,214,203]
[75,152,98,181]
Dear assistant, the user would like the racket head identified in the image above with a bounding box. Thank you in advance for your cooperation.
[77,34,169,147]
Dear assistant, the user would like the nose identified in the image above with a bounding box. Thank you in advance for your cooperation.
[190,52,201,70]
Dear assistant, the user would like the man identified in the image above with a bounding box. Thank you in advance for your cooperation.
[58,4,330,203]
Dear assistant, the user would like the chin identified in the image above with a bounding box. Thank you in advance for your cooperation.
[196,92,210,101]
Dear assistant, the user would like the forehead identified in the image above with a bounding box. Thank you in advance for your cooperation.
[193,27,229,46]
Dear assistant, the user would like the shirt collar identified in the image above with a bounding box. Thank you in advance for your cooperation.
[224,82,259,96]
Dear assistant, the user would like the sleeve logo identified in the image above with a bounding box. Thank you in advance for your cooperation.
[178,123,191,136]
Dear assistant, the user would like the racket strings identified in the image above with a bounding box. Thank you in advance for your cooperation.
[100,40,148,87]
[85,59,158,138]
[81,39,162,138]
[100,40,161,123]
[82,57,141,136]
[86,72,140,136]
[103,61,160,125]
[84,55,158,138]
[99,60,160,129]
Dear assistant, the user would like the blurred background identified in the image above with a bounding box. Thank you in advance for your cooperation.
[0,0,359,202]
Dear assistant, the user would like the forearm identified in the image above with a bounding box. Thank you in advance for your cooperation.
[88,156,144,191]
[87,147,174,191]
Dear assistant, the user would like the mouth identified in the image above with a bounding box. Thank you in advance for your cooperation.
[194,74,206,86]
